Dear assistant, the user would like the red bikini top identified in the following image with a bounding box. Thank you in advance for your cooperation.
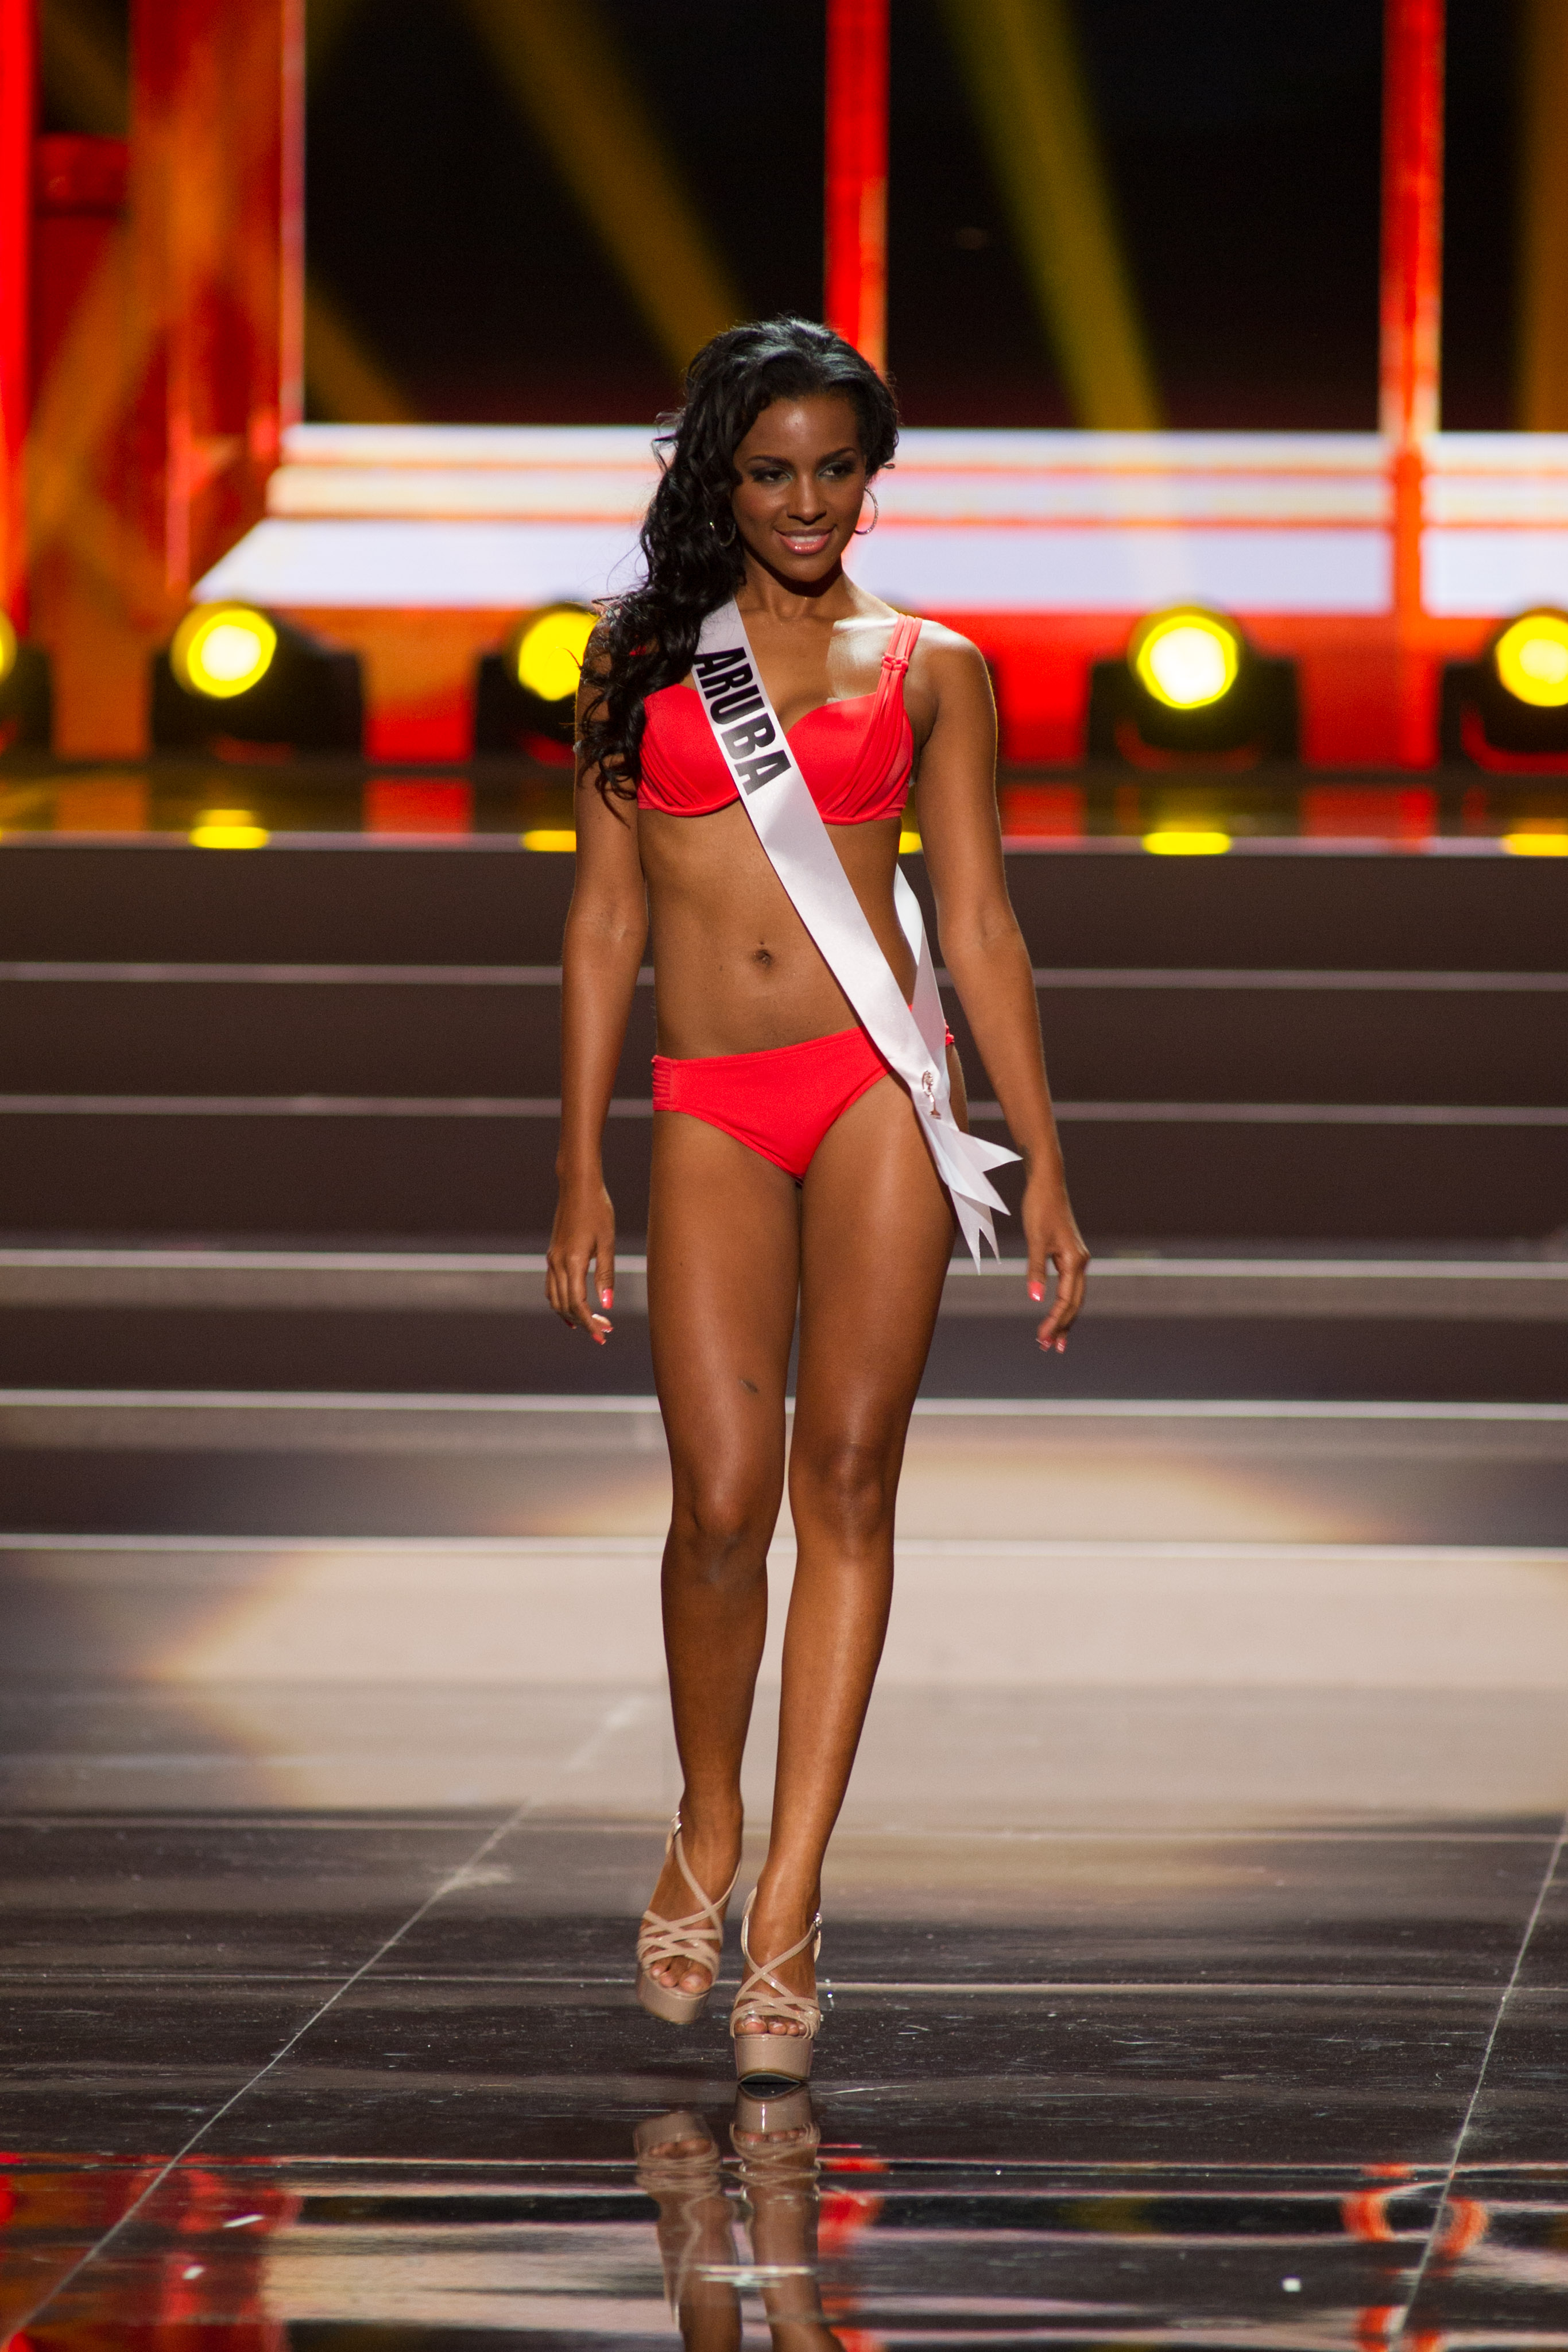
[637,616,922,823]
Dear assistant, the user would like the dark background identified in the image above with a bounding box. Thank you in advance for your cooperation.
[40,0,1521,429]
[301,0,1519,431]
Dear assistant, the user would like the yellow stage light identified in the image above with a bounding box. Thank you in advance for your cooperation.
[1143,828,1232,856]
[1493,613,1568,707]
[513,608,596,704]
[191,810,269,849]
[1503,828,1568,855]
[0,612,16,683]
[172,606,278,701]
[521,827,576,852]
[1130,610,1242,711]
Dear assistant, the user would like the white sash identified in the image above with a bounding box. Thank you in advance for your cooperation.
[689,598,1019,1264]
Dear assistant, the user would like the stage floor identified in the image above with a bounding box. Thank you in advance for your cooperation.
[2,1395,1566,2343]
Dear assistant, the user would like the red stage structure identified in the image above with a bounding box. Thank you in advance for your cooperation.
[2,0,299,752]
[823,0,889,378]
[1380,0,1446,767]
[0,0,34,629]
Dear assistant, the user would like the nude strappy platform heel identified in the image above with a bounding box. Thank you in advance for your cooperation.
[729,1890,823,2086]
[633,2107,720,2177]
[731,2084,820,2165]
[636,1813,740,2026]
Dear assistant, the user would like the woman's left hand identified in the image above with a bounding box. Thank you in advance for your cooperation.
[1023,1174,1090,1352]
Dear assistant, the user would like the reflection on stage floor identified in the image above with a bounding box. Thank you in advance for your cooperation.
[2,1806,1566,2343]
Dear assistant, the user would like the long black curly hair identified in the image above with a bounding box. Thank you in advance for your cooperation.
[579,316,899,803]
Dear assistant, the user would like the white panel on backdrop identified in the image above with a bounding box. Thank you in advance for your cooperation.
[196,518,644,609]
[848,526,1391,614]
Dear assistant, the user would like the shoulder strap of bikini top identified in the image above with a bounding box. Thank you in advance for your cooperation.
[880,614,923,675]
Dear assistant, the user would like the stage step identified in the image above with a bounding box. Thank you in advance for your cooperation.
[2,1391,1565,1542]
[3,836,1563,968]
[2,1103,1563,1244]
[0,1248,1562,1402]
[3,964,1565,1104]
[1,838,1562,1250]
[3,1245,1566,1317]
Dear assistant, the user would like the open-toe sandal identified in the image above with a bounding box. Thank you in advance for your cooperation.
[729,1891,823,2086]
[636,1813,739,2026]
[732,2083,818,2142]
[633,2107,721,2185]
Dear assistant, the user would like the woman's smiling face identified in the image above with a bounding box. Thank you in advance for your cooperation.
[729,393,869,582]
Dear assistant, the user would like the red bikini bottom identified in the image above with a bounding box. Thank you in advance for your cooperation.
[652,1025,896,1181]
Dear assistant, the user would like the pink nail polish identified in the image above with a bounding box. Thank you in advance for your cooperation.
[601,1289,613,1307]
[1028,1281,1044,1302]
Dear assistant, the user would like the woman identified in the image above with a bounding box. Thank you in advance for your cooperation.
[548,317,1087,2086]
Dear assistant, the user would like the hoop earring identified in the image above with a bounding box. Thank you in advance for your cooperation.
[853,490,880,539]
[711,512,737,548]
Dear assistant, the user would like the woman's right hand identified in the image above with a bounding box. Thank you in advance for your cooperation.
[546,1177,617,1343]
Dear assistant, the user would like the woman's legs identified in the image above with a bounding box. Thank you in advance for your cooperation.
[635,2115,741,2352]
[739,1076,954,2031]
[643,1109,803,1994]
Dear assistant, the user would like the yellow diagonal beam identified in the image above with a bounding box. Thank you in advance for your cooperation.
[1519,0,1568,428]
[939,0,1162,429]
[304,277,416,422]
[38,0,415,429]
[458,0,742,380]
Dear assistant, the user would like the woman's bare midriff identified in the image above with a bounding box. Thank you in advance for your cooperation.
[638,799,917,1059]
